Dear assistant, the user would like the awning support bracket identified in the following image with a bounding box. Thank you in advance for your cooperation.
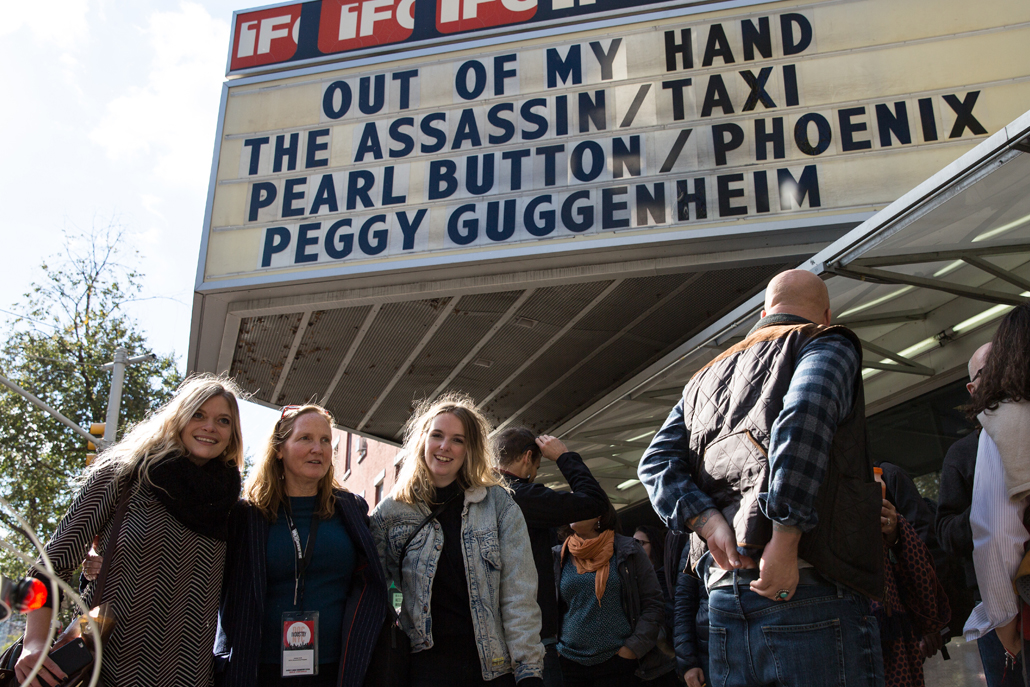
[858,338,936,376]
[826,263,1027,306]
[961,256,1030,292]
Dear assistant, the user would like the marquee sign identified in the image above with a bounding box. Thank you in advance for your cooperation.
[198,0,1030,288]
[229,0,705,74]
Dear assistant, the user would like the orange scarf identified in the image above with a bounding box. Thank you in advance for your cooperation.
[561,529,615,606]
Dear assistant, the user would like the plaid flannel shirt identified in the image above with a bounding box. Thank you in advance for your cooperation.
[639,332,859,534]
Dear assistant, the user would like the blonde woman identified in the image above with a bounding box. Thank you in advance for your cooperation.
[371,394,544,687]
[18,374,245,687]
[215,404,388,687]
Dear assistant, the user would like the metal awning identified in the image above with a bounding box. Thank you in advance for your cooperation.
[545,109,1030,505]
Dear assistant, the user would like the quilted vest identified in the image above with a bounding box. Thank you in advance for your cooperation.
[684,321,884,601]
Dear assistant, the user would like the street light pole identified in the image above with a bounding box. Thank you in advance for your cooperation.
[100,348,156,445]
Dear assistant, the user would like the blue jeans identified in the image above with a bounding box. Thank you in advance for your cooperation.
[978,629,1025,687]
[707,573,884,687]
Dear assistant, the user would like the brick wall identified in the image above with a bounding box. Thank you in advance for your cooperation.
[335,429,403,510]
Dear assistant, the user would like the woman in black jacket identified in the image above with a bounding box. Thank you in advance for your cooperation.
[216,404,388,687]
[552,503,676,687]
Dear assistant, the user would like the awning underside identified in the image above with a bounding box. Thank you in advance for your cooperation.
[229,261,792,446]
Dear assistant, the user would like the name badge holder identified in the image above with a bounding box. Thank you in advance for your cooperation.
[281,503,321,677]
[282,611,319,676]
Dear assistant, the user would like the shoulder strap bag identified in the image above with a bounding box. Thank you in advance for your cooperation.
[365,492,461,687]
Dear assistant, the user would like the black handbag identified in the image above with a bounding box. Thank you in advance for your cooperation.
[365,494,459,687]
[0,482,132,687]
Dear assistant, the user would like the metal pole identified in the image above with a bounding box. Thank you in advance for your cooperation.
[103,348,128,445]
[0,372,96,444]
[98,350,155,445]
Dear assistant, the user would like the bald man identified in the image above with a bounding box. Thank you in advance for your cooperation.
[639,269,885,687]
[935,344,1009,684]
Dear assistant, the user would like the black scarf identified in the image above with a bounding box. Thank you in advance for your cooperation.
[148,453,241,541]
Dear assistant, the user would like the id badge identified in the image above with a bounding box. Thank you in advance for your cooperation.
[281,611,319,677]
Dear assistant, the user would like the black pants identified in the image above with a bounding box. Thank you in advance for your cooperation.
[411,642,517,687]
[559,654,643,687]
[256,662,338,686]
[543,642,564,687]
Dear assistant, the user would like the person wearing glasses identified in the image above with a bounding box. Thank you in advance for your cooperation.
[19,374,246,687]
[371,393,544,687]
[215,404,388,687]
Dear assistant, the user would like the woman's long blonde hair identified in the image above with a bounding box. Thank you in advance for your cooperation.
[392,393,506,507]
[245,404,343,521]
[87,373,245,488]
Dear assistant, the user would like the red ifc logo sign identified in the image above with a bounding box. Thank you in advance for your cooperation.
[319,0,415,53]
[436,0,537,34]
[231,5,303,71]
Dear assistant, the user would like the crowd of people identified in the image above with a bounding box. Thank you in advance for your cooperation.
[13,269,1030,687]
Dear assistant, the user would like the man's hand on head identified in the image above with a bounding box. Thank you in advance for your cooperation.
[536,435,568,462]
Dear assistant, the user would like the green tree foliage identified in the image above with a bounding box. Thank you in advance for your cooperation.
[0,223,181,579]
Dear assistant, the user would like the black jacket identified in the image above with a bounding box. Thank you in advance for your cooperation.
[672,542,709,676]
[553,534,676,681]
[935,430,980,590]
[215,492,389,687]
[501,452,608,639]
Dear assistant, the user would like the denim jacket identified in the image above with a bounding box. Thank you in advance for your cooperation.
[371,485,544,683]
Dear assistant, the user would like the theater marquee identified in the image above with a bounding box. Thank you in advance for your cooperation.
[197,0,1030,289]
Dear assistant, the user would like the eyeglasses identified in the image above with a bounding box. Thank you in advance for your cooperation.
[280,405,301,419]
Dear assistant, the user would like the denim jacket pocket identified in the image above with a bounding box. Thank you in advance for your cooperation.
[478,533,502,570]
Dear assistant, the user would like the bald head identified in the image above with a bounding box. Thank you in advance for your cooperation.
[967,343,991,394]
[762,270,832,325]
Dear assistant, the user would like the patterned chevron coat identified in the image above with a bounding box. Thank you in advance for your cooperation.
[35,463,225,686]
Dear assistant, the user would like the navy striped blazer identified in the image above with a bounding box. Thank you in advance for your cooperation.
[214,491,389,687]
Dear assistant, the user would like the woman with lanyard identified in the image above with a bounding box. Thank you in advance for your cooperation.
[371,393,544,687]
[216,404,388,687]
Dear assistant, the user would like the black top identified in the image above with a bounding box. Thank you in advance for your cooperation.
[935,430,980,590]
[502,452,608,639]
[429,481,477,651]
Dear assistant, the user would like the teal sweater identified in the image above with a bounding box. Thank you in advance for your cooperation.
[260,496,356,664]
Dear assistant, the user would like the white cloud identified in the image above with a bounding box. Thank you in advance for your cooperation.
[89,2,229,191]
[0,0,90,47]
[140,194,165,218]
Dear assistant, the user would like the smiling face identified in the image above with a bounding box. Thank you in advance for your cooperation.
[422,412,467,488]
[278,412,334,497]
[179,395,234,465]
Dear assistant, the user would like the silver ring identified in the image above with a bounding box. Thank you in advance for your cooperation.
[776,589,789,600]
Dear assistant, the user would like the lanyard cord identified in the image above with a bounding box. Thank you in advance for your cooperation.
[282,502,321,608]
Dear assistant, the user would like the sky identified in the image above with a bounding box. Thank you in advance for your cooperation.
[1,0,283,452]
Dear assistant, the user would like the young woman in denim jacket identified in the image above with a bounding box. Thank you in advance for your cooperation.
[552,503,677,687]
[371,393,544,687]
